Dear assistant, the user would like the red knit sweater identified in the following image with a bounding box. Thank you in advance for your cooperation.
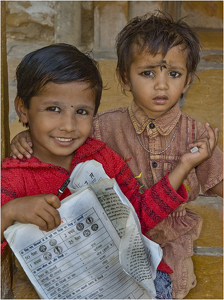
[1,137,188,272]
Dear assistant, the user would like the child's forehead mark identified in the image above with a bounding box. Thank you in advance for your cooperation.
[142,60,168,70]
[158,60,186,71]
[141,59,185,72]
[159,60,167,71]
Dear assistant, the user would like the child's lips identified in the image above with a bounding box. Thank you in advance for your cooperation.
[54,137,73,142]
[152,95,168,104]
[53,137,75,145]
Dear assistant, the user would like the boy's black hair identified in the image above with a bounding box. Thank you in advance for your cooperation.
[16,43,102,126]
[116,10,202,85]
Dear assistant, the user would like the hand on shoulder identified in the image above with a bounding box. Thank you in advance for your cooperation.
[10,130,32,159]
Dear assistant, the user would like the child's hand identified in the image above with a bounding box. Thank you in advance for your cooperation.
[168,123,218,191]
[180,123,218,172]
[6,194,61,231]
[10,130,33,159]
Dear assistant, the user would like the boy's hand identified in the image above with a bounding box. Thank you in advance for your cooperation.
[180,123,218,172]
[168,123,218,191]
[6,194,61,231]
[10,130,33,159]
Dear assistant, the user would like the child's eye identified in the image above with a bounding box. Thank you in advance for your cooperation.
[169,71,181,78]
[47,106,60,112]
[140,71,154,77]
[76,109,88,115]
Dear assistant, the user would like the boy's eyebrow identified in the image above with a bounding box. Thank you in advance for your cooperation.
[164,64,185,71]
[76,105,94,111]
[137,63,160,69]
[41,100,65,106]
[137,60,185,71]
[41,100,94,110]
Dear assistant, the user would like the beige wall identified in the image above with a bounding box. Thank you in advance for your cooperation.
[182,1,223,28]
[1,1,10,161]
[6,1,223,46]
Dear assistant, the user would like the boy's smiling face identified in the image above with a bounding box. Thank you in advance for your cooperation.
[121,45,192,119]
[17,81,96,170]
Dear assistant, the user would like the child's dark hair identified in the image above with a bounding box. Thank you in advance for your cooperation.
[16,43,102,123]
[116,10,202,85]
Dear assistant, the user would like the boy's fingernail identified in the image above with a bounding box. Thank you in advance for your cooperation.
[18,154,23,159]
[26,154,31,158]
[29,150,33,154]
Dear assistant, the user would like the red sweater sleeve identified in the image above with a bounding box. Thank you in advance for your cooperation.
[116,167,187,233]
[98,144,188,234]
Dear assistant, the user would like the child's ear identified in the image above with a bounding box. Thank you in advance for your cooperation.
[116,69,131,92]
[182,73,194,94]
[14,97,29,124]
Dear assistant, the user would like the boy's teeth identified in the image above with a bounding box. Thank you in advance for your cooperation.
[55,137,72,141]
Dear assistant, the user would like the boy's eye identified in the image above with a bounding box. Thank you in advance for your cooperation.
[76,109,87,115]
[47,106,60,112]
[169,71,181,78]
[140,71,154,77]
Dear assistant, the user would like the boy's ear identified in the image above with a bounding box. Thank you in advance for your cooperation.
[116,69,131,92]
[14,97,29,124]
[182,73,194,94]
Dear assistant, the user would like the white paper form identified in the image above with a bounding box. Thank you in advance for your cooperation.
[4,187,151,299]
[90,179,162,296]
[70,160,163,278]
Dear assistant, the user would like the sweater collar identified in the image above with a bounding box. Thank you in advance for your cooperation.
[128,101,181,136]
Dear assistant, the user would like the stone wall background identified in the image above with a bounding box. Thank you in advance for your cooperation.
[6,1,223,51]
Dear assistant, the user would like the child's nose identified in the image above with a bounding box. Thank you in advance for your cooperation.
[154,74,168,90]
[58,113,76,132]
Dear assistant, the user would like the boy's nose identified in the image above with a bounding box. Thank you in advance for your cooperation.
[58,113,76,132]
[154,74,168,90]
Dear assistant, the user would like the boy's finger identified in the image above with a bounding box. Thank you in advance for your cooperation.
[20,130,32,143]
[204,123,218,149]
[214,127,219,145]
[19,137,33,151]
[26,136,33,147]
[39,208,61,231]
[10,144,24,159]
[16,138,33,154]
[35,216,48,231]
[10,152,17,159]
[11,142,31,158]
[45,194,61,209]
[188,137,209,149]
[45,195,61,228]
[45,206,61,229]
[188,139,212,157]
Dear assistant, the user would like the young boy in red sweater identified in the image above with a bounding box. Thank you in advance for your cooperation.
[5,43,218,299]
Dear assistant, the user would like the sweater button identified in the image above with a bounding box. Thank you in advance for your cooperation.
[149,123,155,129]
[152,161,157,168]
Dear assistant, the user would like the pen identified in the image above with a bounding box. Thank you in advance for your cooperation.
[57,178,70,198]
